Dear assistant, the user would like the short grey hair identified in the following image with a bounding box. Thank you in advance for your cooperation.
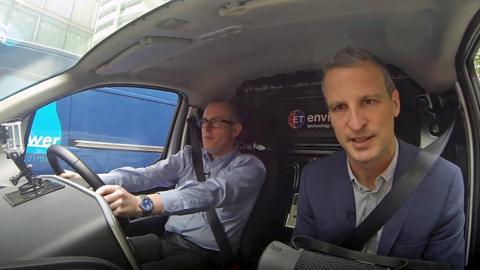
[321,46,396,95]
[207,99,242,123]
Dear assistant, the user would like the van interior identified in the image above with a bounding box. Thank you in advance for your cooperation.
[0,0,478,269]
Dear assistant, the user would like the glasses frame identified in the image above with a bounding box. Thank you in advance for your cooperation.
[197,117,234,128]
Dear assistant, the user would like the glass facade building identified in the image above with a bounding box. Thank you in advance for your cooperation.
[0,0,99,55]
[93,0,169,45]
[0,0,169,55]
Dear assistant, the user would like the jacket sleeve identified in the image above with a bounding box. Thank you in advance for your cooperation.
[294,163,318,238]
[422,166,465,270]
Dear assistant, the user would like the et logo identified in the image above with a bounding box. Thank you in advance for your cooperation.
[288,110,305,129]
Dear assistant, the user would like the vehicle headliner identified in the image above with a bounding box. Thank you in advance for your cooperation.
[1,0,478,121]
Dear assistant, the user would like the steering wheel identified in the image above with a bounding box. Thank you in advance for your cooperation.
[47,144,170,239]
[46,144,140,255]
[46,144,105,190]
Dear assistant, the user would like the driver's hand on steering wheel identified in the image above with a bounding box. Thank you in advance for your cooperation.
[96,185,142,218]
[59,170,82,180]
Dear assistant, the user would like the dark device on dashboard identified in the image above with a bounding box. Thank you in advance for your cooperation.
[0,121,63,206]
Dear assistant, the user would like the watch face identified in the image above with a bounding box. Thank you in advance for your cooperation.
[141,196,154,212]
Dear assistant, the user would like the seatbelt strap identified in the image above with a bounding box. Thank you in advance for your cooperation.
[342,115,456,251]
[187,116,234,263]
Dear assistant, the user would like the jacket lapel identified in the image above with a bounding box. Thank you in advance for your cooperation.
[377,140,419,255]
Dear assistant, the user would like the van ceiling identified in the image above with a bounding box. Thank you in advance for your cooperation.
[78,0,479,107]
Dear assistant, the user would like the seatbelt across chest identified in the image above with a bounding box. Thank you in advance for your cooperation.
[187,116,234,263]
[288,117,456,270]
[342,116,456,250]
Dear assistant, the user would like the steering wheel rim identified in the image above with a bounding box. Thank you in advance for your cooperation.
[47,144,105,190]
[47,144,133,235]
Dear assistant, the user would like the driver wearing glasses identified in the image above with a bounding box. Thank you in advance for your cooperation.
[62,100,266,270]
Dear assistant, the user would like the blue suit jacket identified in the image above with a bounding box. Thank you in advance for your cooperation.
[294,139,465,270]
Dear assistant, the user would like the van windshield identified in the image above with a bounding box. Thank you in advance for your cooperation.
[0,0,171,100]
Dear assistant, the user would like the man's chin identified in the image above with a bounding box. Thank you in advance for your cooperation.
[346,148,375,164]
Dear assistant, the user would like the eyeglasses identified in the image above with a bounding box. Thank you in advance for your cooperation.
[197,117,234,128]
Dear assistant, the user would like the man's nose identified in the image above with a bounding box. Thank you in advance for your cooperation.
[202,124,212,132]
[346,108,367,131]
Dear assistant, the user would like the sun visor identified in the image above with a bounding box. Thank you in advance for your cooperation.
[96,36,192,75]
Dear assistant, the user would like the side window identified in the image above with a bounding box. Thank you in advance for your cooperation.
[25,86,179,174]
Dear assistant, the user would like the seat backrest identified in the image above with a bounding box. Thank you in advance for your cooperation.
[236,150,282,266]
[235,70,335,266]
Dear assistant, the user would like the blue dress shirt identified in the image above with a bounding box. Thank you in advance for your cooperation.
[99,145,266,251]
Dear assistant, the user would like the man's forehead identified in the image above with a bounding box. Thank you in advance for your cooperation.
[323,66,388,98]
[325,88,386,104]
[204,102,232,118]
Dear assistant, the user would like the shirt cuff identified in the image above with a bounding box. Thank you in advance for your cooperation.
[159,189,183,214]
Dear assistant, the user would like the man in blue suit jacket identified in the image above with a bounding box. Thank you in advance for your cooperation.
[294,47,465,270]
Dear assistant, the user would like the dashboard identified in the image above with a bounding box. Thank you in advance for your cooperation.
[0,176,139,270]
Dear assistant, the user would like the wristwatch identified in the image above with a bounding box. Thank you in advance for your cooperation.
[138,195,154,217]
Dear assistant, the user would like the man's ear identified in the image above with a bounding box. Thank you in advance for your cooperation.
[232,122,242,138]
[392,89,401,117]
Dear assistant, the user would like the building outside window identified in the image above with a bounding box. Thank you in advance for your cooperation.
[0,0,170,55]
